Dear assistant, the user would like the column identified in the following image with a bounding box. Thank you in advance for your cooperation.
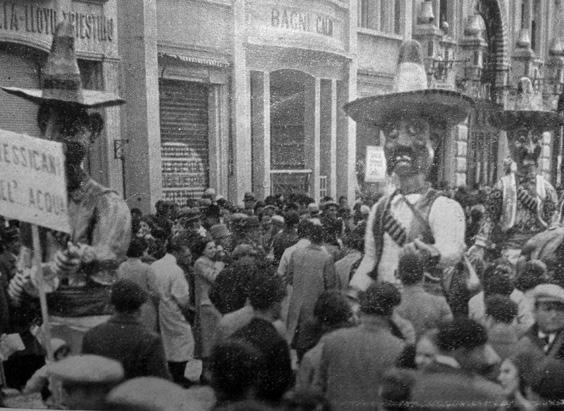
[320,79,337,199]
[117,0,161,213]
[250,71,271,199]
[208,83,229,195]
[230,0,252,203]
[337,0,358,204]
[304,77,321,202]
[101,60,123,195]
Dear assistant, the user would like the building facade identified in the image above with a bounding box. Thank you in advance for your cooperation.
[117,0,564,212]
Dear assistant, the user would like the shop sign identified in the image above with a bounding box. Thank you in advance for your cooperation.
[270,7,334,37]
[0,129,70,233]
[0,1,116,57]
[365,146,387,183]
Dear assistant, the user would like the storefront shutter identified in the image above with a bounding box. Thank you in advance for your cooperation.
[159,79,210,205]
[0,50,41,138]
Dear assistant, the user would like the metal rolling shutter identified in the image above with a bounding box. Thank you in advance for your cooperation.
[0,50,41,138]
[159,79,210,205]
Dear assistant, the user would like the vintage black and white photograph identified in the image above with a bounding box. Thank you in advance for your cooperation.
[0,0,564,410]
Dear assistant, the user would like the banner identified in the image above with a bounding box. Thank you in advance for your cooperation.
[364,145,387,183]
[0,129,70,233]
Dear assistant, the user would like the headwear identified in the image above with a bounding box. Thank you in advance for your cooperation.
[2,21,124,108]
[271,215,285,225]
[106,377,216,411]
[241,216,260,230]
[308,203,320,214]
[210,224,230,240]
[360,205,371,215]
[344,40,474,126]
[48,355,124,385]
[203,188,216,199]
[489,77,564,131]
[533,283,564,305]
[323,201,339,210]
[243,192,256,202]
[177,207,201,223]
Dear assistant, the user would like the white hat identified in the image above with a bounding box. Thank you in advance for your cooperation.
[533,284,564,305]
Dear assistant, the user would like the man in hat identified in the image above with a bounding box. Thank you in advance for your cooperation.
[469,77,560,267]
[3,21,130,354]
[344,40,471,291]
[512,283,564,402]
[81,280,171,381]
[314,283,405,411]
[48,354,124,410]
[515,284,564,362]
[242,192,257,215]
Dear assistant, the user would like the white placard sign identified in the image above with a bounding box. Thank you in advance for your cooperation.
[0,129,70,233]
[365,145,387,183]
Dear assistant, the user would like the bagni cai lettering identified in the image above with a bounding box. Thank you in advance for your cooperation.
[0,2,113,42]
[271,7,334,37]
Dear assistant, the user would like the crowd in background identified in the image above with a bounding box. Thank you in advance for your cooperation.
[0,185,564,410]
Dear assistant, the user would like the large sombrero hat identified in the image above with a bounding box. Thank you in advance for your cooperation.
[2,21,124,108]
[489,77,564,131]
[344,40,474,126]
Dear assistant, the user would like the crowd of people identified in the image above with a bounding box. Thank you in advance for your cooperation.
[0,186,562,410]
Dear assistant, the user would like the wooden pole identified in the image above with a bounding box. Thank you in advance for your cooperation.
[31,225,54,363]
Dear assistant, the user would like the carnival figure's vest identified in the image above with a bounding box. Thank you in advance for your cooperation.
[369,188,442,280]
[500,173,547,232]
[45,181,120,317]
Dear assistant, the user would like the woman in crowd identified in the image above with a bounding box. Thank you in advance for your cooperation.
[193,238,226,363]
[117,237,160,331]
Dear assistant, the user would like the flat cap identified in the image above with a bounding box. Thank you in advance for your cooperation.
[177,207,201,222]
[533,284,564,304]
[243,192,256,201]
[271,215,285,225]
[107,377,192,411]
[308,203,319,213]
[48,355,124,385]
[210,223,230,240]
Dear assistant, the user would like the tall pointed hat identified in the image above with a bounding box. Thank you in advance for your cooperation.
[344,40,474,125]
[489,77,564,131]
[2,20,124,108]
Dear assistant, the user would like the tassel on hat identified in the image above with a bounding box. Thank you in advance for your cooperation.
[344,40,474,126]
[489,76,564,131]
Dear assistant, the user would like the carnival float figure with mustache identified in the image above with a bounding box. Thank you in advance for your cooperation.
[344,40,473,291]
[2,21,130,353]
[469,77,561,268]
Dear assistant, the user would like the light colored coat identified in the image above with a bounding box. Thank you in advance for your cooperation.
[286,244,337,343]
[152,254,194,362]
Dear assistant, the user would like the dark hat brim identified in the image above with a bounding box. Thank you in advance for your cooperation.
[2,87,125,108]
[488,110,564,131]
[344,89,475,126]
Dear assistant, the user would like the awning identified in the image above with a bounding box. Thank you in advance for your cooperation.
[158,52,230,68]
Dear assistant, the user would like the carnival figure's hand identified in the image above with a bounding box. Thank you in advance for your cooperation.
[468,244,485,261]
[521,226,564,263]
[53,242,81,276]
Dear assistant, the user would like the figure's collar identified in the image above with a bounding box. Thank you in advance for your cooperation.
[396,181,430,196]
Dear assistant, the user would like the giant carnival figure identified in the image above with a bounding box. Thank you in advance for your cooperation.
[3,21,130,353]
[469,77,561,269]
[345,40,472,292]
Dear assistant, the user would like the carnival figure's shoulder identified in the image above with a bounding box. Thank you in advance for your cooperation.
[431,194,465,213]
[87,179,130,215]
